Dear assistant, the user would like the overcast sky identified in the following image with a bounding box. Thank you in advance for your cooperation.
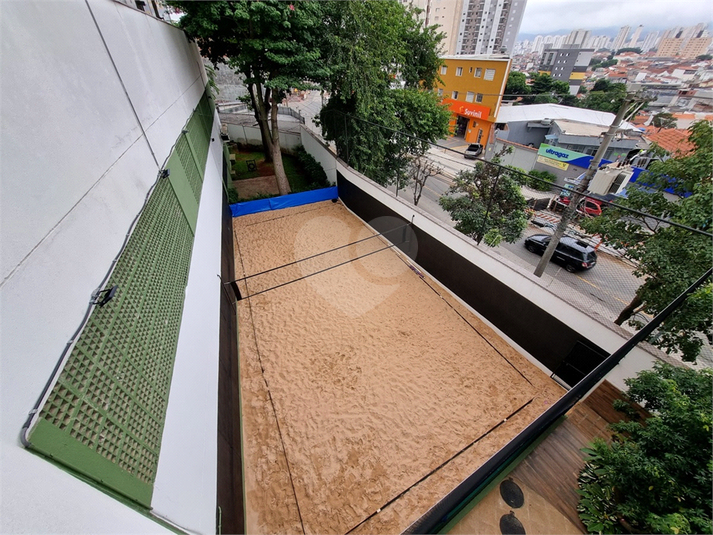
[518,0,713,36]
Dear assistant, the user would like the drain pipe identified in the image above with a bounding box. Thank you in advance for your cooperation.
[405,267,712,534]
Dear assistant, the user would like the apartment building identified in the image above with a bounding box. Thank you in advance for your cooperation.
[539,44,594,95]
[437,55,511,144]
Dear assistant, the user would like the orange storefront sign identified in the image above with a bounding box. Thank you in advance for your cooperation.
[442,98,491,120]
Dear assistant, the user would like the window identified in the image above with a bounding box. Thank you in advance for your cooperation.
[465,91,475,102]
[476,129,484,143]
[451,91,459,99]
[475,67,482,77]
[440,65,447,75]
[438,88,444,96]
[476,93,483,102]
[456,67,463,76]
[484,68,496,80]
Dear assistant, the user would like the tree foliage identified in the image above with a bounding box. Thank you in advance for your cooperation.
[526,169,556,192]
[170,0,328,194]
[652,112,677,131]
[580,121,713,362]
[504,71,530,99]
[407,155,442,206]
[577,363,713,534]
[439,151,528,246]
[317,0,450,186]
[580,80,627,112]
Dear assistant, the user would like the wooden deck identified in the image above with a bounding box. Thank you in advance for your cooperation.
[506,380,635,531]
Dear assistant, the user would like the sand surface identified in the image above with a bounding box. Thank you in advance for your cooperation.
[233,201,564,534]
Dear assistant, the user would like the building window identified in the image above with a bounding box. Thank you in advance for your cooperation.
[476,93,483,102]
[477,129,484,143]
[484,68,496,80]
[438,88,444,96]
[465,91,475,102]
[456,67,463,76]
[475,67,482,77]
[452,91,459,99]
[440,65,447,75]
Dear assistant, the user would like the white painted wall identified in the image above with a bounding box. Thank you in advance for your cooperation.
[299,129,664,392]
[300,126,338,185]
[1,1,220,533]
[226,122,302,150]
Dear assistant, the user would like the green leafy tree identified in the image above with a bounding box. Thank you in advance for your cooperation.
[317,0,450,186]
[696,54,713,61]
[580,81,627,112]
[439,150,528,246]
[615,47,643,54]
[652,112,678,131]
[526,169,556,192]
[170,0,328,194]
[580,121,713,362]
[578,363,713,534]
[504,71,530,99]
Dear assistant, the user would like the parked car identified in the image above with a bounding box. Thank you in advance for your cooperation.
[463,143,483,159]
[524,234,597,272]
[556,194,605,217]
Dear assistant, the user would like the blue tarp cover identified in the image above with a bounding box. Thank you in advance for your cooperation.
[230,186,338,217]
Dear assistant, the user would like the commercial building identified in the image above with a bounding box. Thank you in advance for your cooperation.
[437,55,512,144]
[538,44,594,95]
[1,1,238,533]
[493,103,645,161]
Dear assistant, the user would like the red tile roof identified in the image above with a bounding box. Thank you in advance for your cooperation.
[644,127,694,155]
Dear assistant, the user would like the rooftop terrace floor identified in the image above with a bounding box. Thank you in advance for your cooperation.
[232,200,565,534]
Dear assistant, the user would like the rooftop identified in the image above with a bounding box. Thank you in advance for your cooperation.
[496,103,638,131]
[644,127,695,154]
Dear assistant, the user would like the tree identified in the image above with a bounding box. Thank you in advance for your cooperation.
[580,81,627,112]
[615,47,643,55]
[439,150,528,246]
[407,155,442,206]
[652,112,677,131]
[526,169,556,192]
[317,1,450,187]
[577,363,713,534]
[504,71,530,99]
[696,54,713,61]
[580,121,713,362]
[170,0,328,195]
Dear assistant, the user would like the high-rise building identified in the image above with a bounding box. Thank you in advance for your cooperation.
[400,0,465,55]
[532,35,544,54]
[657,37,683,56]
[612,26,630,52]
[565,29,591,47]
[641,31,660,52]
[455,0,528,55]
[628,25,644,48]
[681,33,712,58]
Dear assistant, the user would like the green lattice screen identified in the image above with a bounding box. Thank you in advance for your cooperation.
[28,91,214,507]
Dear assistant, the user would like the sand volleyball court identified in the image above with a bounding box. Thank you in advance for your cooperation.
[233,200,564,534]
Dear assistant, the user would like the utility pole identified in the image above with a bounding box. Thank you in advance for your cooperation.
[533,96,635,278]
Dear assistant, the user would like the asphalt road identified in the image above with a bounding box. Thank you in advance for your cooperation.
[395,146,643,323]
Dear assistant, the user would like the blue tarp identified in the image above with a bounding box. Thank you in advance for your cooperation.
[230,186,338,217]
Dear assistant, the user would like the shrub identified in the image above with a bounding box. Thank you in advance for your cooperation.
[526,169,556,192]
[577,363,713,534]
[294,146,329,190]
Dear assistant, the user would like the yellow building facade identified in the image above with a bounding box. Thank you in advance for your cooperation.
[437,55,512,145]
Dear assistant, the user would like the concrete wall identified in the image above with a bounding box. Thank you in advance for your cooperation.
[299,128,662,393]
[1,1,221,533]
[226,122,302,150]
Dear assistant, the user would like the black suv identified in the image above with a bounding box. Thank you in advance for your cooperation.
[524,234,597,272]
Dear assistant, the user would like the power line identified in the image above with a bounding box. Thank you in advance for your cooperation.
[319,107,712,239]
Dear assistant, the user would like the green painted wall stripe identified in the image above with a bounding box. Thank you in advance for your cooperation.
[29,88,215,508]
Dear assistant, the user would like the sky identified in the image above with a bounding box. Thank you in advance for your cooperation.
[518,0,713,36]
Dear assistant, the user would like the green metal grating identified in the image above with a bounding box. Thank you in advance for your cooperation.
[28,90,214,507]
